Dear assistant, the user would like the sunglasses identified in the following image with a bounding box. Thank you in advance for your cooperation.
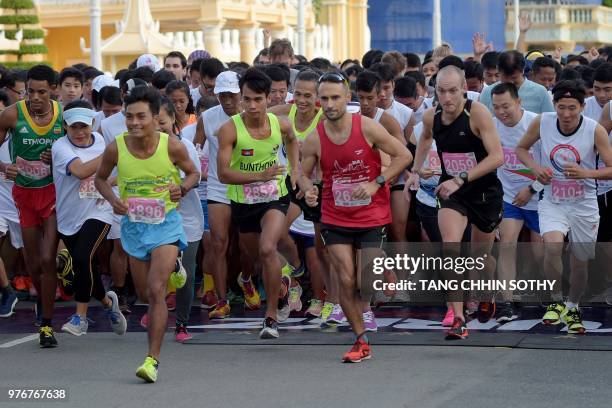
[318,72,349,87]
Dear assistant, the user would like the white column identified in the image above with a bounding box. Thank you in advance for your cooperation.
[514,0,520,44]
[203,22,225,59]
[90,0,102,69]
[432,0,441,48]
[297,0,306,55]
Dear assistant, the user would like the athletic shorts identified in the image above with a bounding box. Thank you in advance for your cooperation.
[120,209,187,261]
[320,224,387,249]
[597,191,612,242]
[503,201,540,234]
[12,184,56,228]
[230,195,290,234]
[285,178,322,223]
[290,230,315,249]
[200,200,210,232]
[107,213,122,240]
[0,216,23,248]
[439,184,503,234]
[538,199,599,261]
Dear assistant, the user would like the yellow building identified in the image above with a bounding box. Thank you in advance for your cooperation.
[33,0,370,71]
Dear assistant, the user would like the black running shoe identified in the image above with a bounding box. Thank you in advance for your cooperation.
[495,302,518,323]
[39,326,58,348]
[477,301,496,323]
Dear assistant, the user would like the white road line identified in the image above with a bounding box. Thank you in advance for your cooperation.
[0,334,38,348]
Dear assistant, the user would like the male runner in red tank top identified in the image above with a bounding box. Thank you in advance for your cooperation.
[298,72,412,363]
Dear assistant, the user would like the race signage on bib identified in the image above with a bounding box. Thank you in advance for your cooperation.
[332,181,371,207]
[78,177,102,199]
[16,157,50,180]
[243,180,279,204]
[127,197,166,224]
[426,150,442,175]
[551,179,584,203]
[441,152,477,177]
[502,147,528,171]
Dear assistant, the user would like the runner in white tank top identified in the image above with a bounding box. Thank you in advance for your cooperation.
[516,80,612,334]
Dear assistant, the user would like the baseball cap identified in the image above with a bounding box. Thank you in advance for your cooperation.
[136,54,161,72]
[92,74,115,92]
[214,71,240,94]
[64,107,96,126]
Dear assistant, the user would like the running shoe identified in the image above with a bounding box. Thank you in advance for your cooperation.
[542,302,566,325]
[477,301,496,323]
[363,310,378,332]
[442,308,454,327]
[39,325,58,348]
[305,299,323,318]
[372,290,390,306]
[105,290,127,335]
[169,257,187,290]
[495,302,518,323]
[0,291,18,317]
[327,303,347,325]
[291,262,305,278]
[56,249,74,295]
[563,307,586,335]
[320,302,333,327]
[465,301,479,316]
[445,318,468,340]
[136,356,159,383]
[342,338,371,363]
[208,302,230,319]
[237,272,261,310]
[259,316,279,339]
[140,313,149,329]
[174,323,193,342]
[200,290,218,309]
[288,283,303,312]
[62,314,88,336]
[226,290,244,306]
[276,275,291,322]
[166,293,177,311]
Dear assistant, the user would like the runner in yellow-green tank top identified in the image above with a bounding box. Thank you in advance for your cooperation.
[216,68,300,339]
[94,86,199,383]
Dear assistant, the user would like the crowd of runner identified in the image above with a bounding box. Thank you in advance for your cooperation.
[1,28,612,382]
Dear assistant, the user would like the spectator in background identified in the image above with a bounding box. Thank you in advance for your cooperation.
[58,67,84,106]
[345,64,364,82]
[164,51,187,81]
[340,59,360,71]
[575,65,595,96]
[192,57,225,106]
[566,55,589,67]
[262,64,291,106]
[0,67,26,105]
[361,49,383,69]
[530,56,557,90]
[151,69,176,92]
[481,51,500,86]
[431,42,453,66]
[254,48,270,65]
[188,58,204,90]
[382,51,407,78]
[82,66,103,103]
[422,57,437,83]
[404,52,421,72]
[464,60,485,93]
[310,58,334,72]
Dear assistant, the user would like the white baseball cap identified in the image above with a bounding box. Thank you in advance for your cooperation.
[214,71,240,94]
[136,54,161,72]
[64,107,96,126]
[92,74,115,92]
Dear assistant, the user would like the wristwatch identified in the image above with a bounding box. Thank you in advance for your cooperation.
[375,175,386,187]
[459,171,469,184]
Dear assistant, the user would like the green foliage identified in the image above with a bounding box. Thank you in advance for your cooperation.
[18,44,47,55]
[4,29,44,40]
[0,0,35,9]
[1,61,50,69]
[0,14,39,25]
[312,0,321,23]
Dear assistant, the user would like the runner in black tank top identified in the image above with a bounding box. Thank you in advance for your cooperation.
[412,66,505,341]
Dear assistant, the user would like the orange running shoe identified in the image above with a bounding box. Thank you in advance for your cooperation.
[342,338,372,363]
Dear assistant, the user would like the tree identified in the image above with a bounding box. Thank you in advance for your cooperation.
[0,0,47,68]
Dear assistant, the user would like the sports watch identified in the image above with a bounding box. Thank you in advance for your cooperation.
[375,175,386,187]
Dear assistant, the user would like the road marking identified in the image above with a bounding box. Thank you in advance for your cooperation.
[0,334,38,348]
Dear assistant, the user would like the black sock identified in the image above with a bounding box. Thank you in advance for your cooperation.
[41,318,52,327]
[1,284,13,297]
[111,286,125,296]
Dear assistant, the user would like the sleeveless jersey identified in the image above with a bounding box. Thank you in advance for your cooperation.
[288,104,322,141]
[319,113,391,228]
[433,99,499,195]
[116,132,181,214]
[203,105,231,203]
[226,113,288,204]
[11,100,63,188]
[538,113,598,211]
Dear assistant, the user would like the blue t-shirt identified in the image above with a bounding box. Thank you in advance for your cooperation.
[480,78,554,114]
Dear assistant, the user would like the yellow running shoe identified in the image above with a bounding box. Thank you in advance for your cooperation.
[562,307,586,334]
[542,302,566,325]
[237,272,261,310]
[208,302,231,319]
[136,356,159,383]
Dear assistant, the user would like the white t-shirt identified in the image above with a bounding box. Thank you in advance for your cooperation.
[583,96,603,121]
[413,122,440,208]
[191,87,203,109]
[494,110,540,210]
[203,105,231,203]
[92,111,105,134]
[0,136,19,223]
[178,137,204,243]
[385,99,413,132]
[412,97,434,124]
[597,106,612,195]
[181,122,197,143]
[196,140,209,200]
[467,91,480,101]
[51,133,114,235]
[100,111,127,146]
[538,113,598,215]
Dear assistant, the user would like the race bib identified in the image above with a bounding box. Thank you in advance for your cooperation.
[441,152,477,177]
[16,157,50,180]
[332,181,371,207]
[426,150,442,175]
[243,180,279,204]
[78,177,102,199]
[502,147,528,171]
[200,156,209,177]
[127,198,166,224]
[551,179,584,203]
